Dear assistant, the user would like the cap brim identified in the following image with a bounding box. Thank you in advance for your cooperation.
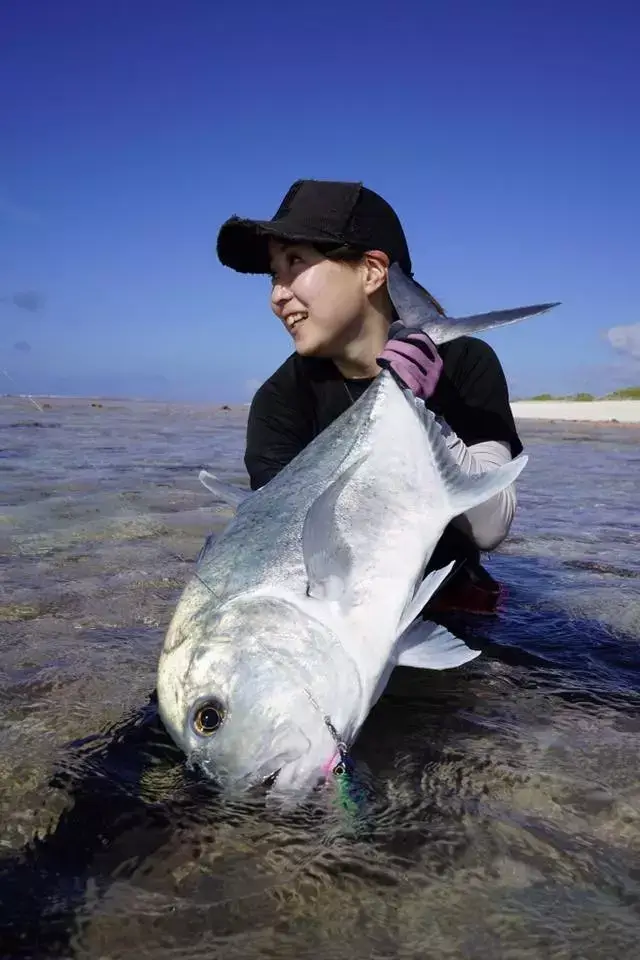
[216,216,346,274]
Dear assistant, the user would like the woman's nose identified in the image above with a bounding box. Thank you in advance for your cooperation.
[271,282,292,311]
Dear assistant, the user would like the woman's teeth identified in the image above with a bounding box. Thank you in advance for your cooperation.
[288,313,307,329]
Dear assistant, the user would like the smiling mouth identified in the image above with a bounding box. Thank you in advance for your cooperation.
[286,312,307,333]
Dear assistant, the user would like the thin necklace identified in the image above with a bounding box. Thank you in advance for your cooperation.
[342,380,355,406]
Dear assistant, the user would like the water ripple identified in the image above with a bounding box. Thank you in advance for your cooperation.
[0,399,639,959]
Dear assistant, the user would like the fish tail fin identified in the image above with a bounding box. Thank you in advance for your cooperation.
[387,262,559,345]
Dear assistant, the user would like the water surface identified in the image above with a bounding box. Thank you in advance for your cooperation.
[1,397,639,959]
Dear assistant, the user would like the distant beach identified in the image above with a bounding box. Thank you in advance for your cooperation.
[3,393,640,426]
[510,400,640,424]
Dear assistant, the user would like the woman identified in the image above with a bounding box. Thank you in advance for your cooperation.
[215,179,524,615]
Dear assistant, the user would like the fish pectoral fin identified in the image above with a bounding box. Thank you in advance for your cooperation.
[198,470,250,510]
[396,619,481,671]
[302,456,366,602]
[397,561,457,634]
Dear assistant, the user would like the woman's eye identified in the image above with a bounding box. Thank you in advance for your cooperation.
[269,253,304,284]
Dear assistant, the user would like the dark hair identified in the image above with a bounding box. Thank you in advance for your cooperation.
[315,242,447,318]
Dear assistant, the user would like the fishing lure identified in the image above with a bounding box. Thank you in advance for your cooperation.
[332,752,361,816]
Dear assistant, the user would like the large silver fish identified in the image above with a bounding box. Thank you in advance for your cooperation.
[157,267,558,803]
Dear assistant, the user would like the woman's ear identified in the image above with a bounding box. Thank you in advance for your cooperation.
[362,250,389,295]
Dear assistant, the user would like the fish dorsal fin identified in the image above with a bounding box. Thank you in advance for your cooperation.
[407,402,529,519]
[301,456,366,602]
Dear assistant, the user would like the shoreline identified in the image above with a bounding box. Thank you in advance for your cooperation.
[510,400,640,424]
[2,394,640,425]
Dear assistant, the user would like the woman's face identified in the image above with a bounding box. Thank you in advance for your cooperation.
[268,240,372,357]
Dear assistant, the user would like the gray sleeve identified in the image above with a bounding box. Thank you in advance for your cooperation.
[437,419,518,551]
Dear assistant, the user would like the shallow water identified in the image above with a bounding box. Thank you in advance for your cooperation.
[1,397,639,959]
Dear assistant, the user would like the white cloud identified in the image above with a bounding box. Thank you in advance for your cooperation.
[605,323,640,360]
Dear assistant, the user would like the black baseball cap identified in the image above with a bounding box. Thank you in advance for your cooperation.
[216,179,415,277]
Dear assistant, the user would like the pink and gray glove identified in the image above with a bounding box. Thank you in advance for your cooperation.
[376,322,443,400]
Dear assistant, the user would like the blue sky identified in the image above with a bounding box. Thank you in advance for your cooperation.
[1,0,639,401]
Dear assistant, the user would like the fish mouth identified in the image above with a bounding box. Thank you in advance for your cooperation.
[191,750,338,809]
[191,749,305,795]
[260,768,280,790]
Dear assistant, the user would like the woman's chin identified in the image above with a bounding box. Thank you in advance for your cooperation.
[292,331,326,357]
[295,343,318,357]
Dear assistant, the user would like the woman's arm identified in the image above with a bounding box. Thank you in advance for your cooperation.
[434,336,523,551]
[379,330,523,552]
[439,423,517,550]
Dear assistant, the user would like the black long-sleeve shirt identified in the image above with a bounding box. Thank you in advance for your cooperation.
[245,335,522,491]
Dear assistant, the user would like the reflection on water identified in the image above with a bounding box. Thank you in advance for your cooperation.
[1,398,639,959]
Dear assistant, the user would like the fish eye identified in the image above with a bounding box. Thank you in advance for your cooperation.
[192,700,225,736]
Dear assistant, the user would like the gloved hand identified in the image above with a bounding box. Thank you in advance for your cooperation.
[376,324,443,400]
